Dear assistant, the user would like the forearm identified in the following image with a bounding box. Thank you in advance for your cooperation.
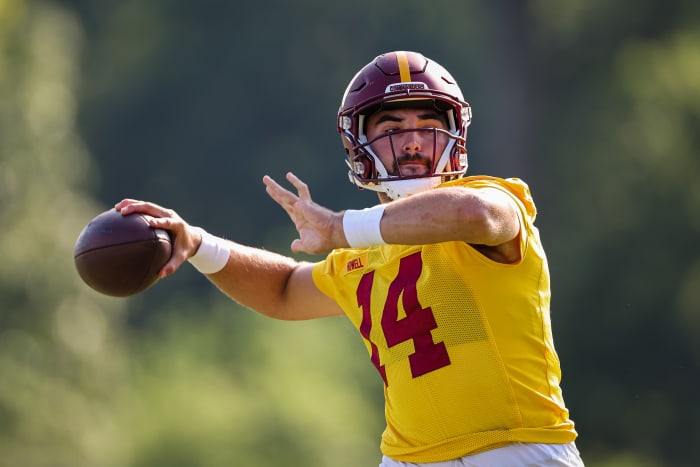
[375,187,518,246]
[195,240,341,321]
[201,241,300,318]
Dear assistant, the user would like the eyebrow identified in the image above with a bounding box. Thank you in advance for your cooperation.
[374,112,445,125]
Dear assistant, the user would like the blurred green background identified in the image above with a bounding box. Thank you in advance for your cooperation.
[1,0,699,466]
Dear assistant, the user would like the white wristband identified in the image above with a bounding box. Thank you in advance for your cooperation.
[342,205,387,248]
[188,227,230,274]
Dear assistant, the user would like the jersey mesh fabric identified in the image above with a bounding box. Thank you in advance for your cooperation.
[312,176,577,463]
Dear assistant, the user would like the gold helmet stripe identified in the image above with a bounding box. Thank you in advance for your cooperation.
[396,51,411,82]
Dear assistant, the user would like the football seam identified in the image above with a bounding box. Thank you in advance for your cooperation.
[74,238,164,257]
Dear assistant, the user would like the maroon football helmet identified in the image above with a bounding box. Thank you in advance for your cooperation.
[337,51,472,199]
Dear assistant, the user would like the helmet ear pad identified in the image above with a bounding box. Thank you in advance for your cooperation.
[351,152,375,179]
[450,147,468,173]
[342,132,377,180]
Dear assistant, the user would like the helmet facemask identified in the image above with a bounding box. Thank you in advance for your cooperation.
[342,100,469,200]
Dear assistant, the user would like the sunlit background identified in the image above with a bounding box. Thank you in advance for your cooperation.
[1,1,699,466]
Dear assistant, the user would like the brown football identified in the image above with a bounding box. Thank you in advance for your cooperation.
[74,208,172,297]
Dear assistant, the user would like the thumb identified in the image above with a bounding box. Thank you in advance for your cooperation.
[290,238,304,254]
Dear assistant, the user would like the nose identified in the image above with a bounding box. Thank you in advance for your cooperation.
[401,132,423,154]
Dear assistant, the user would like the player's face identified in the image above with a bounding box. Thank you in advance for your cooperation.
[365,107,450,177]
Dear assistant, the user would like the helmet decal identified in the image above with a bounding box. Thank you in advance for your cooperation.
[386,82,429,93]
[396,50,412,82]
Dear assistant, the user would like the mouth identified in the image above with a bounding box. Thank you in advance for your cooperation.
[399,163,429,174]
[395,158,431,176]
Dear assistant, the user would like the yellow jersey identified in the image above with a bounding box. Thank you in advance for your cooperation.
[311,176,577,463]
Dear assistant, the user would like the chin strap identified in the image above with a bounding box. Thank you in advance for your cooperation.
[346,171,444,200]
[381,177,443,200]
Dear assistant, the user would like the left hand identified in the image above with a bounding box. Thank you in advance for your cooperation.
[263,172,347,254]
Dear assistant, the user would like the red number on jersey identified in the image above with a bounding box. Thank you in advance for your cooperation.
[357,271,388,385]
[357,252,450,386]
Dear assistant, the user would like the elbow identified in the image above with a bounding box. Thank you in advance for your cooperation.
[458,199,516,246]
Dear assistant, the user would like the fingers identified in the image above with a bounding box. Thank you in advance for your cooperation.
[146,215,178,231]
[263,172,312,202]
[114,198,139,209]
[160,248,188,278]
[263,175,299,211]
[262,175,288,197]
[115,199,175,219]
[155,222,200,278]
[286,172,311,200]
[157,223,204,278]
[114,198,145,212]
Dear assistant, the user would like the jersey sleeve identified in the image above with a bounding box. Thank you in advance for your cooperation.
[441,175,538,260]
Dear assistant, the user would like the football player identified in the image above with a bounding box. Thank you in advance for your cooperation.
[117,51,584,466]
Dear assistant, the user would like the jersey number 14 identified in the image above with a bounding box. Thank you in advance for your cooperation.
[356,251,451,386]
